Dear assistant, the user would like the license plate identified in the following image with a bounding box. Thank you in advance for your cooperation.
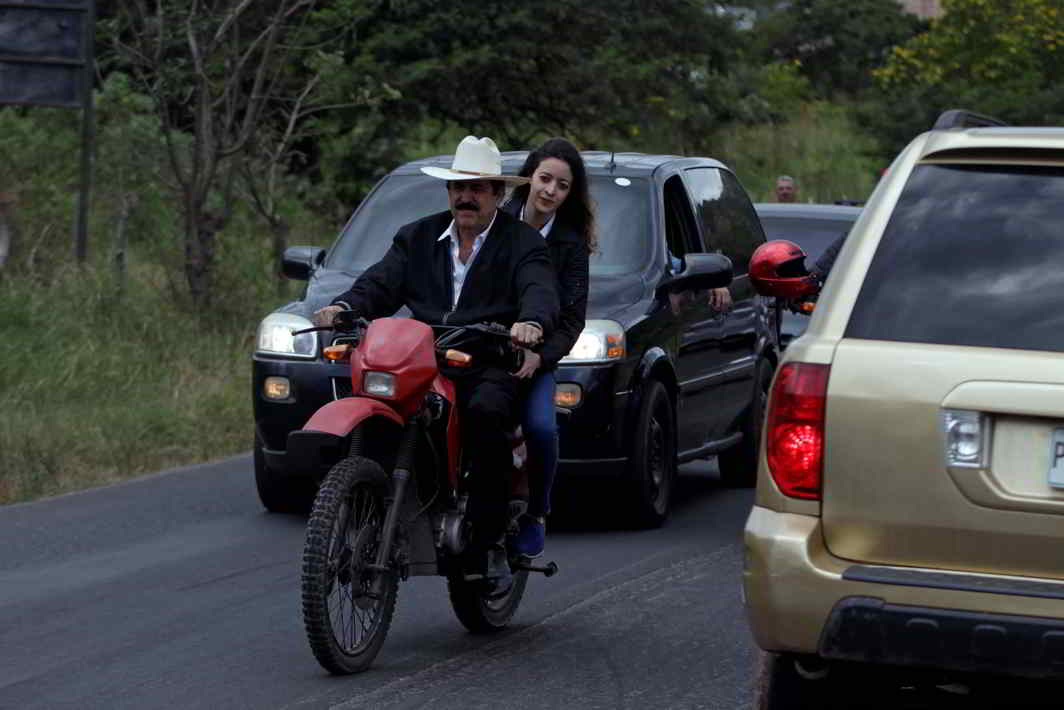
[1049,428,1064,489]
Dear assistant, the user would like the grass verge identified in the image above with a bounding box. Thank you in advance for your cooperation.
[0,257,274,505]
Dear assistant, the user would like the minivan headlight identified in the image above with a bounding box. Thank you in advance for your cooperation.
[256,313,318,359]
[560,320,626,363]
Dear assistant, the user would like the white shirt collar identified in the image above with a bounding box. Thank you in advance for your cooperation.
[520,203,555,238]
[439,210,497,309]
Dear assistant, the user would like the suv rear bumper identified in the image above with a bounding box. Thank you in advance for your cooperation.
[743,505,1064,680]
[820,596,1064,679]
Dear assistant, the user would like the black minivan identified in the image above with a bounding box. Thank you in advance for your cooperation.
[253,151,780,526]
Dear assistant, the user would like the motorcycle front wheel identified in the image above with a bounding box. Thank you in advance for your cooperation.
[301,456,397,675]
[447,565,529,633]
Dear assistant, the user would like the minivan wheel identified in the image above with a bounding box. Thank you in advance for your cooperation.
[718,357,773,488]
[255,432,314,514]
[625,380,676,529]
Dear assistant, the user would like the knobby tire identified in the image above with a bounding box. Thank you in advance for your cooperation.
[447,566,529,633]
[301,456,397,675]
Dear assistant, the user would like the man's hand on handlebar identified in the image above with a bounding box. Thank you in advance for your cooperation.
[312,305,344,327]
[510,321,543,347]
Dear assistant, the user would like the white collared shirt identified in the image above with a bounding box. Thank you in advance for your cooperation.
[438,211,497,309]
[520,203,555,239]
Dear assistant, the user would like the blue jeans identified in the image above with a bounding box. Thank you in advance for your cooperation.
[523,370,558,518]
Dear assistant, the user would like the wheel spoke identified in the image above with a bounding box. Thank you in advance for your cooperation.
[325,483,388,653]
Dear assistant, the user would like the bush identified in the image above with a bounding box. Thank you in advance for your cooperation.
[712,101,884,204]
[0,79,336,504]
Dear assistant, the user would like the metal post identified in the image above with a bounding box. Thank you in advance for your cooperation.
[74,0,95,264]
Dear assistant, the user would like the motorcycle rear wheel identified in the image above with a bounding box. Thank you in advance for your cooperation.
[301,456,397,675]
[447,565,529,633]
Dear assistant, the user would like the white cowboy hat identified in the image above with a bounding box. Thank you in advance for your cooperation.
[421,136,530,184]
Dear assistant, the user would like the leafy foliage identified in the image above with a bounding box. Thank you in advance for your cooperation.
[714,101,882,204]
[99,0,369,306]
[751,0,926,97]
[316,0,743,200]
[864,0,1064,154]
[0,74,175,279]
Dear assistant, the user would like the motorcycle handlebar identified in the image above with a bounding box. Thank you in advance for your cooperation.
[293,312,369,336]
[293,317,523,372]
[294,317,515,347]
[432,322,514,350]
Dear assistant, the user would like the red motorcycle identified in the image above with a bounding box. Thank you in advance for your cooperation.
[288,312,557,675]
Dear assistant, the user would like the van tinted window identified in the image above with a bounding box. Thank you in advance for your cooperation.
[685,167,764,275]
[846,163,1064,352]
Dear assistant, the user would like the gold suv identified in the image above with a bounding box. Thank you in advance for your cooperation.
[744,110,1064,706]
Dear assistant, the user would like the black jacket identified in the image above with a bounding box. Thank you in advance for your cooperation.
[331,209,558,335]
[501,199,590,369]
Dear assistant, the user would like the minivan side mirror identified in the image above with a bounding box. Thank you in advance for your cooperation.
[672,252,733,290]
[281,246,326,281]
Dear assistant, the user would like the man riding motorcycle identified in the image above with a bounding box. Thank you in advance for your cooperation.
[312,135,558,597]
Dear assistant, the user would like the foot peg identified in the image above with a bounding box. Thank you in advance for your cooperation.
[514,559,558,577]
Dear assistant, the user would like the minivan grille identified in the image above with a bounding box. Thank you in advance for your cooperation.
[330,335,358,400]
[332,377,353,400]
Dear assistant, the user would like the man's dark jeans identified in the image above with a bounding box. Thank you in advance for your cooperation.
[454,366,519,555]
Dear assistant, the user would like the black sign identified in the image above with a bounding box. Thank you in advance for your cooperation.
[0,1,93,108]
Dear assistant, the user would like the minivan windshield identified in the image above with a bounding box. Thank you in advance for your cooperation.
[847,163,1064,352]
[324,174,652,276]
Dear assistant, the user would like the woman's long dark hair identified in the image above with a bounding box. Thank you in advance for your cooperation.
[510,137,596,252]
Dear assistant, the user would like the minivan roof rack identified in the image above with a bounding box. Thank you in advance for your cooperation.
[932,109,1008,130]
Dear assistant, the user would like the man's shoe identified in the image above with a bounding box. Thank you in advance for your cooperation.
[483,543,513,599]
[512,516,545,558]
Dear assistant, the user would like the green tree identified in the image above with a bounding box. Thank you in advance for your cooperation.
[315,0,742,200]
[863,0,1064,154]
[752,0,926,97]
[101,0,367,308]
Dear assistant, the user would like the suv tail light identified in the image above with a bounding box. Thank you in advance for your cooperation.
[765,363,830,500]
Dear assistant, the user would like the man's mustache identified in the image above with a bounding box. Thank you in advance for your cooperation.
[455,202,478,211]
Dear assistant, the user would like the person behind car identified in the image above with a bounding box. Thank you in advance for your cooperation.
[501,137,593,558]
[775,175,798,203]
[312,135,559,597]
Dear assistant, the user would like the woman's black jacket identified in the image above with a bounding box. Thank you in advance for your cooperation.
[501,199,590,370]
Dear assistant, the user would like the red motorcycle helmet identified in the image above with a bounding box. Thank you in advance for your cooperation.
[749,240,819,300]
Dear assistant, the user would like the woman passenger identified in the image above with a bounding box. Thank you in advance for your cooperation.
[503,137,594,558]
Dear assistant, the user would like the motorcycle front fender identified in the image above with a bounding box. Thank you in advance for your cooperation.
[287,398,405,478]
[304,397,404,435]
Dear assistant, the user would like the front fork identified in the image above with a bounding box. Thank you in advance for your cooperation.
[369,421,421,590]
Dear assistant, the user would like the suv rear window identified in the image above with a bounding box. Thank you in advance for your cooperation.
[847,163,1064,352]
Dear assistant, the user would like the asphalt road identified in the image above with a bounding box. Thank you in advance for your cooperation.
[0,457,759,710]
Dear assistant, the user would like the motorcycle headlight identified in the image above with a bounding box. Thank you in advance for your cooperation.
[560,320,626,363]
[255,313,318,359]
[363,371,397,397]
